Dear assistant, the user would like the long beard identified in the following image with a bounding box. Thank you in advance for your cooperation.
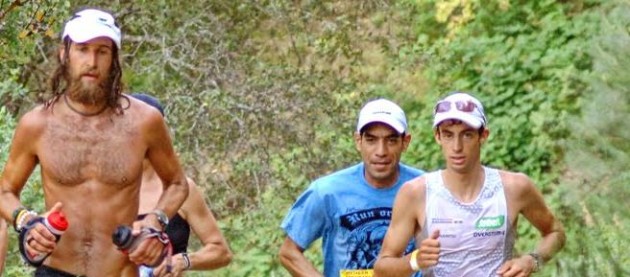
[66,75,110,105]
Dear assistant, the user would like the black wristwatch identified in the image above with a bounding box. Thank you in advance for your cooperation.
[149,209,169,230]
[528,252,543,272]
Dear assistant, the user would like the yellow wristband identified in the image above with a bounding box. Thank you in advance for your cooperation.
[409,249,420,272]
[13,209,27,231]
[16,209,36,232]
[16,209,28,223]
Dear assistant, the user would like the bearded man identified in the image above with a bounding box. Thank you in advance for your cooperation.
[0,8,189,277]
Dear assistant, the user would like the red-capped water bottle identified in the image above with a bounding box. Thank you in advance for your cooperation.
[19,211,69,266]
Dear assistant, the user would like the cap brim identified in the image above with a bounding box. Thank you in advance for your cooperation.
[358,115,405,133]
[63,20,121,49]
[433,111,483,129]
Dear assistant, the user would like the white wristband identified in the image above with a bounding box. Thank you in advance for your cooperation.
[17,210,37,232]
[409,249,420,272]
[182,252,191,270]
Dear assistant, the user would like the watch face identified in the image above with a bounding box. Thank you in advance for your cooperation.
[154,210,168,227]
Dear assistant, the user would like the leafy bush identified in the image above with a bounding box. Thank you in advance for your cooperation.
[555,1,630,275]
[396,0,603,275]
[1,0,623,276]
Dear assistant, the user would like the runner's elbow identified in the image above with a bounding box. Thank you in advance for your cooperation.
[174,178,189,198]
[373,258,385,277]
[278,243,299,266]
[278,245,291,265]
[218,245,233,267]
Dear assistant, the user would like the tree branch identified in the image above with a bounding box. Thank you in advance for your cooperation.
[0,0,28,23]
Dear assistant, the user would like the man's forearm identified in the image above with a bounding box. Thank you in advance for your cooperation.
[536,225,566,262]
[189,242,232,270]
[278,238,323,277]
[374,255,416,277]
[279,252,323,277]
[0,191,24,224]
[156,178,189,217]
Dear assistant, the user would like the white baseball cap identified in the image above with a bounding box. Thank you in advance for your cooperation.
[357,99,407,134]
[433,92,487,129]
[62,9,121,49]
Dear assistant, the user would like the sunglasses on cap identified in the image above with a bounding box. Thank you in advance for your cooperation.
[434,100,478,114]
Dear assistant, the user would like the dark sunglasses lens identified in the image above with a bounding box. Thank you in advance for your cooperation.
[435,101,451,113]
[456,101,476,112]
[435,100,478,114]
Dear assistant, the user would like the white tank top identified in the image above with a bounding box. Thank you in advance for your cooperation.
[419,167,515,277]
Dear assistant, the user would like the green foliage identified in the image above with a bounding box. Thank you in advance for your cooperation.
[0,0,70,115]
[213,188,296,277]
[555,1,630,275]
[397,0,605,275]
[403,0,600,174]
[0,0,623,276]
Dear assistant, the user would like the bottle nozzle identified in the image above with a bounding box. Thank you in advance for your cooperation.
[112,225,134,250]
[47,211,69,231]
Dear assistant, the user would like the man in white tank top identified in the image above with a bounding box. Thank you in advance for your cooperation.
[374,92,566,277]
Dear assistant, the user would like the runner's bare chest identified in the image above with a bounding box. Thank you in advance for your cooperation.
[38,113,144,187]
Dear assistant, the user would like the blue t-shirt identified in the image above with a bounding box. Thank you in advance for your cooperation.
[281,162,424,277]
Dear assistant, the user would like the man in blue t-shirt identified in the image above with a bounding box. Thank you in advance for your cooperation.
[279,98,424,277]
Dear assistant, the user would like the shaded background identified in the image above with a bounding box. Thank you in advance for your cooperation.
[1,0,628,276]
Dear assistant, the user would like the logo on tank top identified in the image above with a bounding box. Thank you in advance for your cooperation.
[431,218,464,238]
[473,215,506,238]
[475,215,505,229]
[431,218,464,224]
[339,207,414,270]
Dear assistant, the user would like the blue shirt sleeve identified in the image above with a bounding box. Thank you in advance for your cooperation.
[280,183,328,250]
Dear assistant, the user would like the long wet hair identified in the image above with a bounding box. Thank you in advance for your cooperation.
[45,37,127,114]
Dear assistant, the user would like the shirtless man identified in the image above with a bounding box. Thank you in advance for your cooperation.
[0,8,189,276]
[374,92,565,277]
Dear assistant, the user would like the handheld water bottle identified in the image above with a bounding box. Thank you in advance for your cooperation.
[19,211,69,266]
[112,225,172,275]
[139,265,155,277]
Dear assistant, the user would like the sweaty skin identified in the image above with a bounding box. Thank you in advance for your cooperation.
[0,96,188,276]
[1,23,188,276]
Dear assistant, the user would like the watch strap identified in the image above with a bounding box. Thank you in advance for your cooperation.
[528,252,543,272]
[182,252,192,270]
[149,209,169,229]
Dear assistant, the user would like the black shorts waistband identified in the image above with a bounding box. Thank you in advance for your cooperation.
[35,265,87,277]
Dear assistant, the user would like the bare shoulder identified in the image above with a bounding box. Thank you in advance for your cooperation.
[17,105,48,130]
[126,95,164,124]
[498,170,537,199]
[12,105,50,140]
[398,175,427,202]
